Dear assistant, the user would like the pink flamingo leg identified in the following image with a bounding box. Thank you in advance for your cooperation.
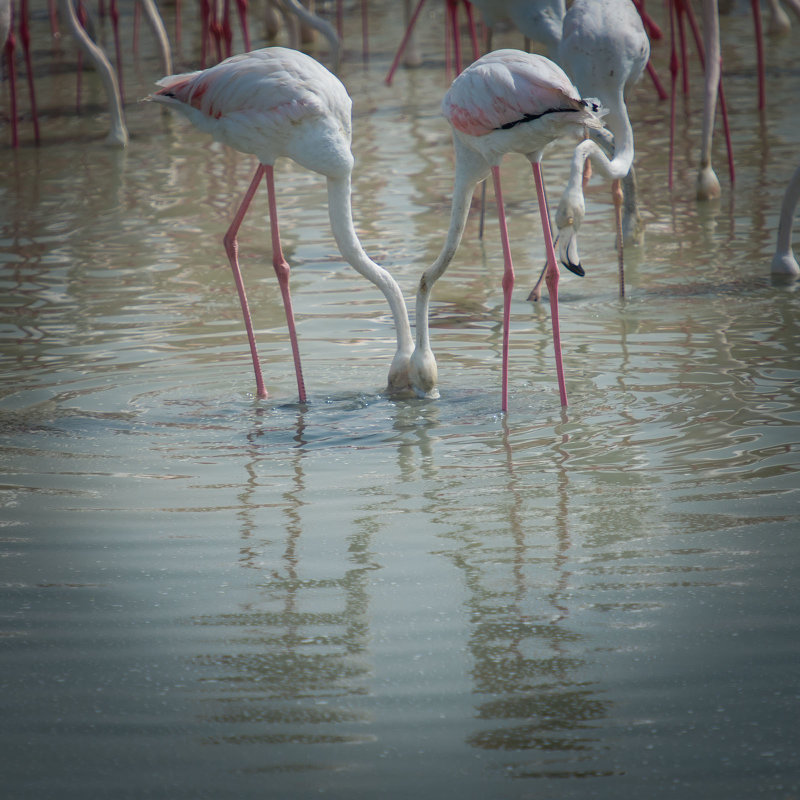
[76,0,86,110]
[200,0,209,67]
[19,0,41,143]
[632,0,663,39]
[668,0,678,189]
[464,0,480,61]
[445,0,463,80]
[531,162,568,408]
[676,0,690,96]
[385,0,426,85]
[235,0,250,52]
[110,0,124,102]
[490,166,514,414]
[221,0,233,59]
[206,0,223,64]
[264,165,307,404]
[362,0,369,62]
[750,0,765,110]
[133,0,140,55]
[48,0,59,37]
[4,22,19,147]
[717,80,735,186]
[682,0,735,184]
[645,60,668,101]
[222,165,269,400]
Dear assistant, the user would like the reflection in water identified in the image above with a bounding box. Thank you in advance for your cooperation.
[460,422,613,778]
[391,404,619,777]
[1,2,799,797]
[190,410,376,766]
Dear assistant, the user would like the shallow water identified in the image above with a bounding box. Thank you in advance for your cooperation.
[2,1,799,798]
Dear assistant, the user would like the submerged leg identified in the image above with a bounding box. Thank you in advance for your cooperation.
[222,164,268,400]
[532,162,568,408]
[491,166,514,414]
[264,164,307,404]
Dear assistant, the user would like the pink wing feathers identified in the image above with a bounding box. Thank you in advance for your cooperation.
[152,48,349,129]
[442,49,597,137]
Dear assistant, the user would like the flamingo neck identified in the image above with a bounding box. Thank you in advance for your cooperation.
[60,0,128,147]
[772,165,800,275]
[408,140,490,398]
[325,175,414,361]
[284,0,341,72]
[414,142,489,355]
[564,103,634,202]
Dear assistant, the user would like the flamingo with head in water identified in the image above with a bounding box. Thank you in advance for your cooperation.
[544,0,649,300]
[408,49,605,411]
[149,47,413,402]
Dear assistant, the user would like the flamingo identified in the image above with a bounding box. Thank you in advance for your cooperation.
[385,0,480,86]
[547,0,649,299]
[149,47,413,402]
[665,0,732,200]
[2,0,15,147]
[772,165,800,278]
[468,0,566,59]
[61,0,128,146]
[408,49,605,411]
[2,0,41,147]
[276,0,341,73]
[766,0,800,34]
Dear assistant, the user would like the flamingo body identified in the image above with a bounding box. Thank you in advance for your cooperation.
[559,0,649,99]
[441,49,603,167]
[151,48,413,401]
[469,0,566,59]
[553,0,649,286]
[442,49,595,140]
[153,48,352,178]
[410,50,605,410]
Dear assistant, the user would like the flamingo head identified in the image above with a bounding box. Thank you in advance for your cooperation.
[555,186,587,277]
[407,346,441,400]
[386,348,418,397]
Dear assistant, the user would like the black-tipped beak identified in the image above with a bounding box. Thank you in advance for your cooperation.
[557,224,586,279]
[563,261,585,277]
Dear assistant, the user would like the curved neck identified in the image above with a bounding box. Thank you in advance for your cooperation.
[414,141,490,352]
[60,0,128,147]
[282,0,341,72]
[776,165,800,258]
[564,104,634,199]
[139,0,172,75]
[326,176,413,356]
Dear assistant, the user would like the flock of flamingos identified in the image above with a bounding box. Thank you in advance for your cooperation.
[3,0,799,412]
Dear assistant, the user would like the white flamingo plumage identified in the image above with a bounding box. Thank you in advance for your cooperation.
[547,0,649,299]
[772,164,800,278]
[408,49,605,411]
[149,47,413,402]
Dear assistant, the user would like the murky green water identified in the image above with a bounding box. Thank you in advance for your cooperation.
[2,1,799,797]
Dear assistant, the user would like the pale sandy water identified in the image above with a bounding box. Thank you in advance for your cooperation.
[1,1,799,798]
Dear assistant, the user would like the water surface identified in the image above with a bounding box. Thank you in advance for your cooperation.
[2,2,799,798]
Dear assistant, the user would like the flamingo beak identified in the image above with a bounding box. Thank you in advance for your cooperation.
[558,224,585,277]
[527,232,586,302]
